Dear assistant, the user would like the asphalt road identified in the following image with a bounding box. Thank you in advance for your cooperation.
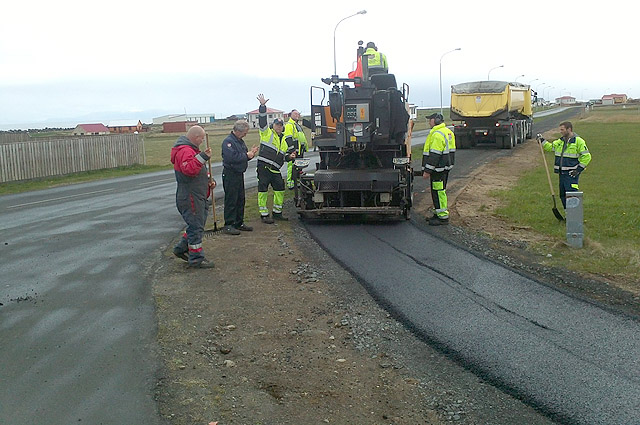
[0,162,254,423]
[304,109,640,424]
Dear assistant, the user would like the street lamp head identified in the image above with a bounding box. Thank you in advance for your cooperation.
[487,65,504,80]
[357,10,367,14]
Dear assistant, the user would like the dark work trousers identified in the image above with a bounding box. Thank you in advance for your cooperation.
[430,170,449,218]
[222,168,245,228]
[175,194,209,264]
[558,172,580,209]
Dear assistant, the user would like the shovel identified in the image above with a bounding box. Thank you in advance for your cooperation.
[204,133,221,235]
[537,139,565,221]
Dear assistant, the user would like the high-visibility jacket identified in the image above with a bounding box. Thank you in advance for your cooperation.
[542,134,591,174]
[364,47,388,73]
[423,123,456,173]
[257,105,288,172]
[284,118,307,156]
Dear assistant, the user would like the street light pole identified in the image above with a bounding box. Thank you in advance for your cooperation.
[537,82,547,105]
[545,86,554,104]
[333,10,367,77]
[487,65,504,80]
[439,47,461,115]
[515,74,525,82]
[528,78,539,85]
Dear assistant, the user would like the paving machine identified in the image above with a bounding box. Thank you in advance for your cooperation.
[293,42,413,219]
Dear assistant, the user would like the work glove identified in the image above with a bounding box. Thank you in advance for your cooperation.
[536,133,545,143]
[568,169,581,178]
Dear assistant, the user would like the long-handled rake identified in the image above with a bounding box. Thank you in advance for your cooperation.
[204,133,222,235]
[537,138,565,221]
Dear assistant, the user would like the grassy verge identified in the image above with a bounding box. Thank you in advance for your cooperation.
[0,164,170,195]
[494,111,640,283]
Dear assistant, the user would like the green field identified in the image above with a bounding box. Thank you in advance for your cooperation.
[494,109,640,283]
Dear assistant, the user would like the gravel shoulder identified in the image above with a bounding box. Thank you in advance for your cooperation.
[151,138,636,424]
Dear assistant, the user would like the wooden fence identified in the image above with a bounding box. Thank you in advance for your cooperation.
[0,134,143,183]
[0,133,31,143]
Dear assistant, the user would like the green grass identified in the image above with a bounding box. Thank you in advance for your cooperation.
[494,118,640,282]
[0,164,169,195]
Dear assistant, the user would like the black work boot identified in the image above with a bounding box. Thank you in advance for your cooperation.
[189,258,215,269]
[236,223,253,232]
[173,247,188,262]
[261,215,275,224]
[272,212,288,221]
[428,216,449,226]
[222,225,241,235]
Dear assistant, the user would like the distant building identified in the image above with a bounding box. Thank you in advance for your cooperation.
[73,123,110,136]
[153,113,215,125]
[601,94,627,105]
[408,104,417,120]
[162,121,198,133]
[246,107,286,128]
[227,114,247,120]
[556,96,576,106]
[107,120,144,134]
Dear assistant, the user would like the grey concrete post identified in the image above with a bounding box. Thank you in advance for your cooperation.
[565,191,584,248]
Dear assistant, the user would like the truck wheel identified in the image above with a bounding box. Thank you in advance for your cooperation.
[526,121,533,139]
[457,134,467,149]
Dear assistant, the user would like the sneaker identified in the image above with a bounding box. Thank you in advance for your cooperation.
[188,258,215,269]
[236,223,253,232]
[272,213,288,221]
[173,247,188,261]
[428,216,449,226]
[261,215,275,224]
[222,226,241,235]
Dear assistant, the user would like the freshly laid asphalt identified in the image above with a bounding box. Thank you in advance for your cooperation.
[305,221,640,424]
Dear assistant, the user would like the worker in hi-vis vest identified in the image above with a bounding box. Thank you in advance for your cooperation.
[537,121,591,208]
[284,109,307,189]
[423,112,456,226]
[363,41,388,75]
[256,94,296,223]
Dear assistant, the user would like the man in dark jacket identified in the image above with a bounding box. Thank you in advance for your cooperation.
[171,125,216,268]
[221,120,258,234]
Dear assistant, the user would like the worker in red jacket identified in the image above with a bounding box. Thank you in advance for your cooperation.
[170,125,216,268]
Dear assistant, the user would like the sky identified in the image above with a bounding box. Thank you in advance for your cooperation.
[1,0,637,130]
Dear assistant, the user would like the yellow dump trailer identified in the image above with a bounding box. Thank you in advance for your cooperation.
[450,81,533,149]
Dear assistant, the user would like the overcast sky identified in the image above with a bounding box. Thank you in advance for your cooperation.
[1,0,637,130]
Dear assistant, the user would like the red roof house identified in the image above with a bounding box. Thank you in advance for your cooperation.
[246,107,287,129]
[601,94,627,105]
[73,123,110,135]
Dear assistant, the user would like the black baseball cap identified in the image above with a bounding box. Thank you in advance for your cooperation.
[426,112,444,120]
[273,118,284,126]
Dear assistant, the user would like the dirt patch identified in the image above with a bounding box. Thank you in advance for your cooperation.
[452,138,553,245]
[151,197,555,425]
